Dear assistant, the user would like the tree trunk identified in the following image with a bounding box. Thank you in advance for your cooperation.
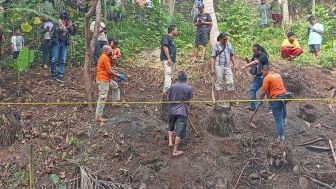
[84,0,101,110]
[312,0,316,15]
[208,106,235,137]
[103,0,107,19]
[168,0,175,16]
[282,0,289,24]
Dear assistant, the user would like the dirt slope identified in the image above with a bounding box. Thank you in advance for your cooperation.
[0,59,336,188]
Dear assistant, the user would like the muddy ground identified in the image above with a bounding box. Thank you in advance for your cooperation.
[0,57,336,189]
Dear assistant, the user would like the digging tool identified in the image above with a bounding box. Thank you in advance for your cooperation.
[211,76,216,105]
[188,117,199,136]
[249,103,262,128]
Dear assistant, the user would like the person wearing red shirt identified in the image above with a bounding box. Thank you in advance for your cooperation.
[95,45,122,122]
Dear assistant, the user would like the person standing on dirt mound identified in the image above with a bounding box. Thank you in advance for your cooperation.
[242,44,269,111]
[210,32,236,108]
[95,45,122,123]
[193,2,212,64]
[167,70,193,157]
[259,65,288,143]
[50,10,77,82]
[160,25,177,96]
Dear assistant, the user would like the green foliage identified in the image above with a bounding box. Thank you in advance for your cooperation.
[217,0,336,68]
[50,174,66,189]
[9,170,29,188]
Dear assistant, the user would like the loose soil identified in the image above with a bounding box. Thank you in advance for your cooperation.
[0,57,336,189]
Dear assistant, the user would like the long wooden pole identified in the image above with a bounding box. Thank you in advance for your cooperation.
[329,140,336,166]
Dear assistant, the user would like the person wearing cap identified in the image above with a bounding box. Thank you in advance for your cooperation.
[167,70,193,156]
[259,65,288,143]
[193,2,212,63]
[110,38,122,67]
[95,45,122,123]
[308,15,324,59]
[281,32,303,59]
[210,32,236,108]
[160,25,177,95]
[90,20,108,64]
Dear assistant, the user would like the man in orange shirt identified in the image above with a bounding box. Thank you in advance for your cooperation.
[281,32,303,59]
[259,65,288,143]
[95,45,121,122]
[110,39,121,67]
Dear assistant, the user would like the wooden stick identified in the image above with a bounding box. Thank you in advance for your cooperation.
[329,140,336,166]
[303,175,334,189]
[211,77,216,105]
[188,117,199,135]
[233,159,251,189]
[305,145,331,152]
[297,138,324,146]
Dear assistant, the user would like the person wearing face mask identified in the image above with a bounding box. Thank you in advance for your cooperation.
[95,45,122,123]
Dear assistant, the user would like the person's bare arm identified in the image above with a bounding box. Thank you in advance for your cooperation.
[163,46,172,65]
[210,57,215,76]
[108,68,120,78]
[259,88,267,100]
[242,59,260,69]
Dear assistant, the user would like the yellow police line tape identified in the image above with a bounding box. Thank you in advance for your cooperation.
[0,98,335,105]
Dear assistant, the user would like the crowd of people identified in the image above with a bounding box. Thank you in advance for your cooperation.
[158,1,325,156]
[0,0,327,157]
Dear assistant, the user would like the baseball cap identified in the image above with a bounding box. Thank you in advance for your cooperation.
[197,2,204,8]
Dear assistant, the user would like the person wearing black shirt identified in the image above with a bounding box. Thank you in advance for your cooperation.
[242,44,269,111]
[160,25,177,95]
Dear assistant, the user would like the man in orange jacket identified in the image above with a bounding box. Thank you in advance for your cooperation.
[95,45,122,122]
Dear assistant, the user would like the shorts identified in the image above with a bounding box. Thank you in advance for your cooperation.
[309,44,321,52]
[168,115,187,139]
[13,51,20,59]
[272,13,283,22]
[215,65,235,91]
[195,32,209,46]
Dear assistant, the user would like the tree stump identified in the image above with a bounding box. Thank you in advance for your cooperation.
[267,142,293,168]
[0,110,20,147]
[208,104,235,137]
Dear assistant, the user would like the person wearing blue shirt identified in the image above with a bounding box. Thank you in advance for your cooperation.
[308,15,324,59]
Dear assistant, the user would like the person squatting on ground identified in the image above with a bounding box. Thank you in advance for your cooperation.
[259,65,288,143]
[110,38,121,67]
[41,16,54,69]
[210,32,236,108]
[11,27,24,59]
[242,44,269,111]
[95,45,122,123]
[90,20,108,64]
[167,70,193,156]
[281,32,303,59]
[193,2,212,63]
[307,15,324,59]
[50,10,77,82]
[160,25,177,95]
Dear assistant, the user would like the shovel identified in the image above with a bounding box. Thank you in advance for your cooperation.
[249,103,262,128]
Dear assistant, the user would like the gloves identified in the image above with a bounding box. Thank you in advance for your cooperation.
[118,72,127,81]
